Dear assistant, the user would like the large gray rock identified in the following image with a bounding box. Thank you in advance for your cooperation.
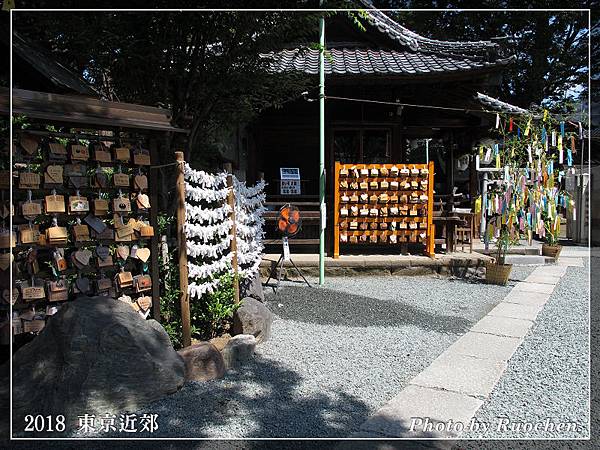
[11,296,185,433]
[233,297,273,343]
[240,271,264,302]
[221,334,256,369]
[178,342,225,382]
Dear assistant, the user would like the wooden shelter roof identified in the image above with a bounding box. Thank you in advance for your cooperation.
[1,88,185,133]
[11,32,97,96]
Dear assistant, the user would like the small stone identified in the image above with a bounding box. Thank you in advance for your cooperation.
[209,333,231,351]
[178,342,225,382]
[221,334,256,369]
[233,297,273,343]
[240,271,264,302]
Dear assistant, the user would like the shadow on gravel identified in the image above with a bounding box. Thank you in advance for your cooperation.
[265,285,472,335]
[79,354,373,440]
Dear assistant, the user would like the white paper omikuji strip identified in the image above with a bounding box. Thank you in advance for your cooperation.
[188,255,232,280]
[236,193,266,210]
[233,176,266,279]
[188,279,221,298]
[186,236,232,259]
[184,164,227,189]
[184,220,233,241]
[234,178,265,196]
[184,171,266,293]
[185,203,232,225]
[185,183,229,203]
[237,256,262,278]
[236,220,265,238]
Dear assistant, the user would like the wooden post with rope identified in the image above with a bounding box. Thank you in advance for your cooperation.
[223,163,240,305]
[175,151,191,348]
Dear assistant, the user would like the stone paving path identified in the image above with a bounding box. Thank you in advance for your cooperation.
[354,257,582,439]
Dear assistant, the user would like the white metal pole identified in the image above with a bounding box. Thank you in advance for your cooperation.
[318,2,325,285]
[481,171,489,249]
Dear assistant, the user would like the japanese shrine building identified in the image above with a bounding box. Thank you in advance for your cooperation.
[239,2,516,249]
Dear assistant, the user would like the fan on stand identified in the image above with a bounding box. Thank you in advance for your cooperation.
[265,204,311,294]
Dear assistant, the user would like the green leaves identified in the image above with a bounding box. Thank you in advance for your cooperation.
[393,7,587,108]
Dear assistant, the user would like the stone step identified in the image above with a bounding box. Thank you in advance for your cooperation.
[480,247,540,256]
[504,254,553,265]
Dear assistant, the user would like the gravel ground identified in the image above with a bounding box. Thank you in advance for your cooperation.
[70,267,534,439]
[459,253,590,442]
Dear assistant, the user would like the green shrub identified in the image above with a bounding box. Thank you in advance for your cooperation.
[191,273,240,340]
[157,213,241,347]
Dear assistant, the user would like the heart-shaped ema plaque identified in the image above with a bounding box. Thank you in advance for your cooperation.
[96,245,110,260]
[20,135,39,155]
[136,248,150,263]
[136,193,150,209]
[46,165,63,178]
[2,288,19,305]
[134,175,148,190]
[117,245,130,260]
[19,136,38,155]
[74,249,92,267]
[76,277,91,293]
[0,253,13,271]
[136,296,152,311]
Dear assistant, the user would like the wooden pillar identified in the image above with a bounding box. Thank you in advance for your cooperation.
[175,151,191,348]
[426,160,436,258]
[223,162,240,304]
[333,161,340,258]
[149,135,161,321]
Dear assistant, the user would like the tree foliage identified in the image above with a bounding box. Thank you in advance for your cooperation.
[12,3,590,152]
[375,2,589,111]
[13,7,327,165]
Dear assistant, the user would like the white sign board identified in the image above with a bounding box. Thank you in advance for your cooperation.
[282,236,290,261]
[280,167,301,195]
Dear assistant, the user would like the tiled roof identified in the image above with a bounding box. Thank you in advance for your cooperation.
[264,1,514,77]
[264,48,513,76]
[359,0,504,59]
[476,92,529,114]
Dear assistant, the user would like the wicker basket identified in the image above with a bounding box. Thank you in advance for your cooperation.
[485,262,513,286]
[542,244,562,260]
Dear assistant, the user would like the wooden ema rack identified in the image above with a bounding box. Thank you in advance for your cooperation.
[333,161,435,259]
